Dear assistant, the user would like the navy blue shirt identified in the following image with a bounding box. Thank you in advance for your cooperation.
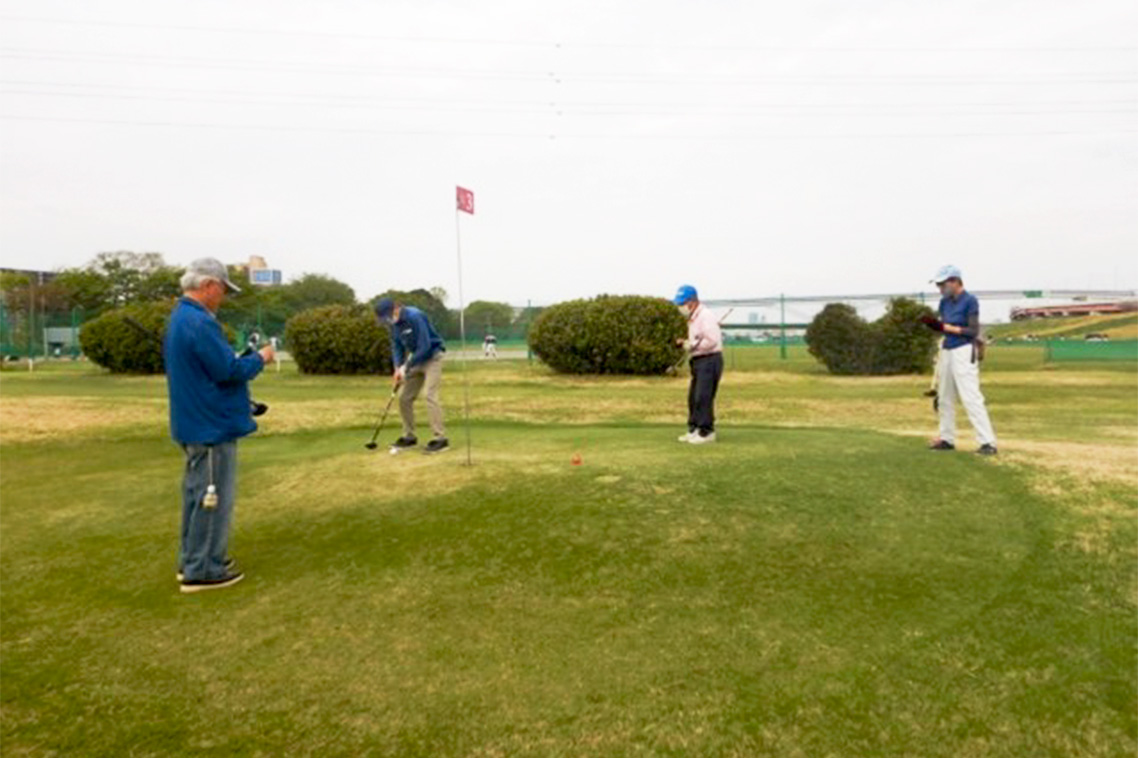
[389,306,445,368]
[164,297,264,444]
[938,291,980,351]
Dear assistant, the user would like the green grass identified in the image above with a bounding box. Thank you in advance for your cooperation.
[2,353,1135,756]
[986,312,1138,341]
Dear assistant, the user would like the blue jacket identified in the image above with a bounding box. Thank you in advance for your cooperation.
[164,297,264,444]
[938,291,980,351]
[389,306,445,368]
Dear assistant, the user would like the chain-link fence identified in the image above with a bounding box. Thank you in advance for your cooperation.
[0,306,87,360]
[1045,340,1138,362]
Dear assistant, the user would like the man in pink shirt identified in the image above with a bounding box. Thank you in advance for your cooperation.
[673,284,724,444]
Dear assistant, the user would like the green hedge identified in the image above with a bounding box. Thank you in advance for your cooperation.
[79,300,174,374]
[285,304,392,375]
[528,295,686,375]
[805,298,939,375]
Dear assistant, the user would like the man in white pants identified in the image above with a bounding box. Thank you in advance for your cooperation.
[921,265,997,455]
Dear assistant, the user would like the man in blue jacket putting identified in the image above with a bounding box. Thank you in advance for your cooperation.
[165,258,275,593]
[375,298,449,454]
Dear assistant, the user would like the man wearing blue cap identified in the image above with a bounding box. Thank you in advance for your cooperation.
[673,284,724,444]
[374,297,448,454]
[921,266,998,455]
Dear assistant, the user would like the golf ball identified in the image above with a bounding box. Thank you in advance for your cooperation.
[389,448,399,456]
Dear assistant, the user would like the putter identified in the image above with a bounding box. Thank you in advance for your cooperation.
[364,381,401,450]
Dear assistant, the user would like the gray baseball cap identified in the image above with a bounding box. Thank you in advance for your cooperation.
[186,257,241,293]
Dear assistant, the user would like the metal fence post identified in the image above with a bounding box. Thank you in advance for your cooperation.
[779,293,787,360]
[526,299,533,365]
[71,307,82,358]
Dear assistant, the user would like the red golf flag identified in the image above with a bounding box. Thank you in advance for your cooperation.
[456,186,475,215]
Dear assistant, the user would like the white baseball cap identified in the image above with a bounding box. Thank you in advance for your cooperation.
[931,265,962,284]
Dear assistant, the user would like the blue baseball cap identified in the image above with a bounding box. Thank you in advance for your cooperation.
[374,297,395,319]
[673,284,698,305]
[931,265,962,283]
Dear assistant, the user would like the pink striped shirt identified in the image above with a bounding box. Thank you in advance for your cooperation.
[687,304,723,357]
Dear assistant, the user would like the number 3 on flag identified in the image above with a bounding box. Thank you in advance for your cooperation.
[456,186,475,215]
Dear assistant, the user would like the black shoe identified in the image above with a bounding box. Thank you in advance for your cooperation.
[177,557,235,582]
[424,437,450,454]
[928,440,955,451]
[391,435,418,449]
[976,444,998,456]
[180,571,244,594]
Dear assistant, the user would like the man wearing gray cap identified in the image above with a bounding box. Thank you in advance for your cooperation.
[165,258,275,593]
[921,265,998,455]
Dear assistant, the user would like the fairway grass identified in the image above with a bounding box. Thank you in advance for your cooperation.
[2,351,1135,757]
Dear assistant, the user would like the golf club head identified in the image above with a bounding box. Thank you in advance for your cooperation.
[364,442,379,450]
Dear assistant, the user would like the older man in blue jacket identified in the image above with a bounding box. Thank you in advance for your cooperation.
[165,258,275,593]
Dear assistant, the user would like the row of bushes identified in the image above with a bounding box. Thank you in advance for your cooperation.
[77,302,392,375]
[79,295,688,376]
[78,294,939,377]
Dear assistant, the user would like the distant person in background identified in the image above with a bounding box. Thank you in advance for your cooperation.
[483,333,498,359]
[921,265,998,455]
[375,297,449,454]
[673,284,724,445]
[165,258,275,593]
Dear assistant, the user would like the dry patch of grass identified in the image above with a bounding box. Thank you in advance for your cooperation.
[1002,439,1138,486]
[250,447,581,519]
[254,400,382,436]
[985,371,1137,388]
[0,396,165,443]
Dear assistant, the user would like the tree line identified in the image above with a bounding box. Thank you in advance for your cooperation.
[0,252,537,342]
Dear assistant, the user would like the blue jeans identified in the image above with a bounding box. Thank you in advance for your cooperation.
[179,441,238,581]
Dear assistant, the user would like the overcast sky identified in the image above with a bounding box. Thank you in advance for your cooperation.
[1,0,1135,307]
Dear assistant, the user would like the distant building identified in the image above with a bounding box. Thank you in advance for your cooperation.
[0,268,56,286]
[1010,301,1138,320]
[243,256,282,287]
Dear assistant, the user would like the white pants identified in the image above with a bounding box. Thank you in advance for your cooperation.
[937,345,997,447]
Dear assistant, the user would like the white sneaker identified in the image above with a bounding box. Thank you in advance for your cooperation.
[688,431,717,445]
[677,431,696,442]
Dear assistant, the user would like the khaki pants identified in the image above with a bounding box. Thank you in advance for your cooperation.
[400,354,445,439]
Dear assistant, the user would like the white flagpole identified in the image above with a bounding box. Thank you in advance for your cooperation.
[455,206,473,466]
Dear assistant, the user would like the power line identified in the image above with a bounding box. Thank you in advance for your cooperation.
[4,89,1134,118]
[2,113,1133,141]
[2,48,1134,85]
[2,14,1135,53]
[4,79,1134,110]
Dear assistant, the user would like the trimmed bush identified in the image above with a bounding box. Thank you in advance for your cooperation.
[805,297,940,375]
[528,295,686,375]
[285,304,392,375]
[803,304,873,375]
[873,297,943,374]
[79,300,174,374]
